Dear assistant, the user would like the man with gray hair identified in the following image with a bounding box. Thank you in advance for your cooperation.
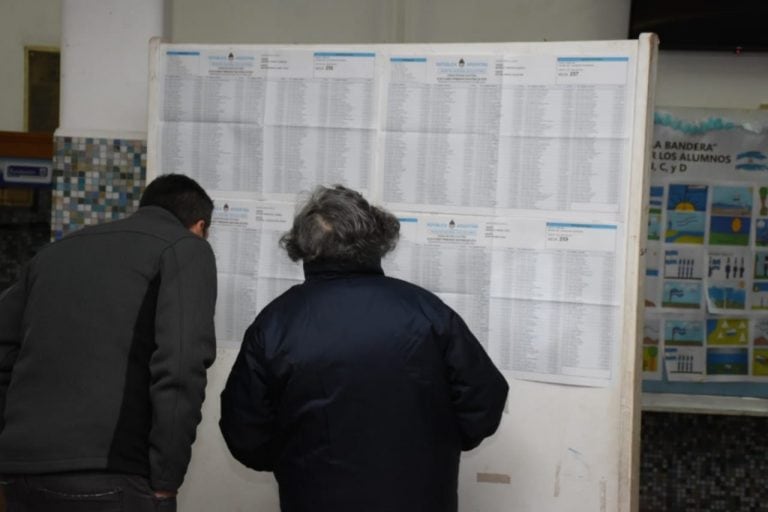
[220,185,508,512]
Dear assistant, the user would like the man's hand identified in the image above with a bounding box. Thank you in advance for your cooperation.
[153,490,177,499]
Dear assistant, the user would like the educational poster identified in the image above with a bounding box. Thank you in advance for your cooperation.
[648,186,663,241]
[709,185,752,246]
[662,317,705,381]
[752,318,768,376]
[150,43,639,388]
[705,317,749,381]
[665,184,707,244]
[645,242,661,308]
[642,316,661,379]
[645,107,768,382]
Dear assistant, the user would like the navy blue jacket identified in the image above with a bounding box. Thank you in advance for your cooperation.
[220,259,508,512]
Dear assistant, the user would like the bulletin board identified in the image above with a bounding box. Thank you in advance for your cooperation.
[147,35,657,512]
[641,106,768,415]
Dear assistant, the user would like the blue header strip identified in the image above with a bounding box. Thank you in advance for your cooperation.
[547,222,617,230]
[167,51,200,56]
[399,217,418,223]
[314,52,375,58]
[557,57,629,62]
[391,57,427,62]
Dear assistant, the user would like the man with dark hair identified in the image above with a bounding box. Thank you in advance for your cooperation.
[139,173,213,236]
[220,185,508,512]
[0,173,217,511]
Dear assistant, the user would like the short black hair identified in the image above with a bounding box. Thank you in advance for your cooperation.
[140,174,214,230]
[280,185,400,263]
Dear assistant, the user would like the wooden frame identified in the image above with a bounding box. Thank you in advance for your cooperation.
[0,131,54,159]
[24,46,60,133]
[0,131,53,207]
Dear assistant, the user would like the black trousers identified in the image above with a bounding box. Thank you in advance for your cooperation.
[0,472,176,512]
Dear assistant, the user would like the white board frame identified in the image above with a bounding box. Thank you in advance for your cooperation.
[146,34,658,512]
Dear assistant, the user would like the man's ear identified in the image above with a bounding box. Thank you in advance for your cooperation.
[189,219,207,238]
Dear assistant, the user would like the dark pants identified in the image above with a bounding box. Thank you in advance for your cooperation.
[0,472,176,512]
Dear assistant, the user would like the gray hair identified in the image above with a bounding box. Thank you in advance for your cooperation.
[280,185,400,263]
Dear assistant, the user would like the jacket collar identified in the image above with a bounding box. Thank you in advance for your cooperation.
[303,259,385,281]
[134,205,183,225]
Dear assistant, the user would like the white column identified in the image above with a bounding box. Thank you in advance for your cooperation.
[58,0,168,138]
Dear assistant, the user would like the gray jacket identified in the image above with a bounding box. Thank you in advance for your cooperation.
[0,206,217,491]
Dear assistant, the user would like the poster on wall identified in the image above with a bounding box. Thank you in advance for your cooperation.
[148,42,645,388]
[643,107,768,383]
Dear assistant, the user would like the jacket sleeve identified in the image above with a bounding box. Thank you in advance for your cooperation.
[149,237,217,491]
[0,269,28,432]
[219,322,278,472]
[442,311,509,451]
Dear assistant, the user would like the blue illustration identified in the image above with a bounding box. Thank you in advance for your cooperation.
[755,252,768,278]
[737,151,767,160]
[654,113,737,135]
[666,211,706,244]
[709,215,751,246]
[756,219,768,246]
[707,348,748,375]
[751,282,768,310]
[711,186,752,216]
[662,281,701,309]
[648,186,664,241]
[667,184,708,212]
[736,150,768,171]
[664,319,703,346]
[707,285,746,310]
[649,186,664,208]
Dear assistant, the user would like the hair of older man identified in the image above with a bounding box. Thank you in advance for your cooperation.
[280,185,400,263]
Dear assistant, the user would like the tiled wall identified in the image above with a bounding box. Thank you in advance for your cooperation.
[51,136,146,239]
[30,135,768,511]
[0,134,144,289]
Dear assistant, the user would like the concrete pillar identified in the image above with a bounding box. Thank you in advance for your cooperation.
[58,0,169,138]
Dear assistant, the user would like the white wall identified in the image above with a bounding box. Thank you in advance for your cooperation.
[656,52,768,109]
[0,0,61,132]
[169,0,400,44]
[58,0,167,137]
[180,350,281,512]
[400,0,631,42]
[169,0,632,44]
[170,0,768,111]
[1,1,766,133]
